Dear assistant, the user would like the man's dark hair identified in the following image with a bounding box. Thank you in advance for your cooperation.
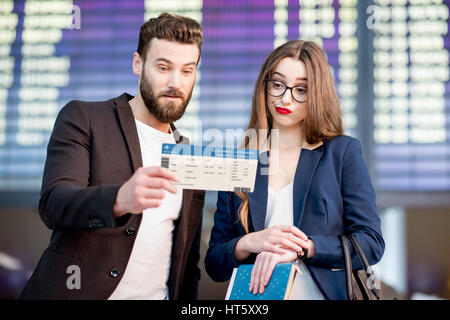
[137,13,203,63]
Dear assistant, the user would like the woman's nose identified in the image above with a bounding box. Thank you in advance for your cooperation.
[281,87,293,104]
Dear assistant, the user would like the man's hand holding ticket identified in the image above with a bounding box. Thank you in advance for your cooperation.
[160,143,259,192]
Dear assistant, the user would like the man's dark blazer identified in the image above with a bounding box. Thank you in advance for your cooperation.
[19,93,205,300]
[205,135,385,300]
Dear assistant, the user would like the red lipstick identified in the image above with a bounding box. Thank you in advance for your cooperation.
[275,107,292,114]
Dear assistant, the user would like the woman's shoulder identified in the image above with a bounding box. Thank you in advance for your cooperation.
[324,135,360,147]
[322,135,362,156]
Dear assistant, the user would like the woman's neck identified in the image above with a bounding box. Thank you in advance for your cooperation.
[271,122,305,150]
[270,122,323,151]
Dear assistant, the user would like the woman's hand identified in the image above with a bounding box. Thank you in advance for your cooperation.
[248,238,316,295]
[249,249,297,295]
[233,225,309,261]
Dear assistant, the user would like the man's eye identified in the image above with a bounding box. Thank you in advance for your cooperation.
[183,69,194,74]
[158,65,168,72]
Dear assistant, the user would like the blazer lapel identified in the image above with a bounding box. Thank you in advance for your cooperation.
[293,145,324,228]
[248,151,269,232]
[114,93,142,171]
[170,133,193,261]
[167,124,195,300]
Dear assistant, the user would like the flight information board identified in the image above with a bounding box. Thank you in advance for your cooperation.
[372,0,450,191]
[0,0,449,200]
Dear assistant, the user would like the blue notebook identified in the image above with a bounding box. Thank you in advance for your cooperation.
[225,263,301,300]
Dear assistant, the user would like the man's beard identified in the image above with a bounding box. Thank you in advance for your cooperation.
[139,70,192,124]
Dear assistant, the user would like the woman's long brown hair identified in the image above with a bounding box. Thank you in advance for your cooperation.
[236,40,344,233]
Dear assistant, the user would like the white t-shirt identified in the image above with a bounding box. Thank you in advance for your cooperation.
[265,182,325,300]
[108,120,183,300]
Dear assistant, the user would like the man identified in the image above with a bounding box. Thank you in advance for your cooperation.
[19,13,205,300]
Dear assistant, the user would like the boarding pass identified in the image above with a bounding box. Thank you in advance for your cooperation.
[161,143,259,192]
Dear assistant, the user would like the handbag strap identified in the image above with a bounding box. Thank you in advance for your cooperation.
[347,234,380,299]
[338,234,354,300]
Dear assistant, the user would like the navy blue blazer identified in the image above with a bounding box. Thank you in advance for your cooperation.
[205,135,385,300]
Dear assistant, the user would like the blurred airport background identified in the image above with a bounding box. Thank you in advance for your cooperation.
[0,0,449,300]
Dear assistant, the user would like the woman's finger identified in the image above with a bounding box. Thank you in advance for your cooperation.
[270,228,308,249]
[279,238,303,253]
[285,232,309,248]
[249,262,256,292]
[250,254,263,293]
[276,225,308,241]
[251,264,261,295]
[265,243,286,255]
[264,256,279,287]
[258,254,272,294]
[252,255,266,295]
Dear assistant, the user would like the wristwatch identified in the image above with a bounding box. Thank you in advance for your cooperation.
[297,247,308,261]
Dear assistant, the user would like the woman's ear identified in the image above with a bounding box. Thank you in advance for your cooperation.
[132,52,142,76]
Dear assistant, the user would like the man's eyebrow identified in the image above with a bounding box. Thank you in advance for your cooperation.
[182,61,197,67]
[155,58,172,64]
[155,58,197,67]
[273,71,307,81]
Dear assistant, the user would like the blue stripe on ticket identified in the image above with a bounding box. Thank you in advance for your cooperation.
[162,143,259,160]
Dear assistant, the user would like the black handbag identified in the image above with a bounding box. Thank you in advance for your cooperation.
[339,234,381,300]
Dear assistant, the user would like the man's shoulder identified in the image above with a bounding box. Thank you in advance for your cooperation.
[60,96,116,115]
[56,93,130,124]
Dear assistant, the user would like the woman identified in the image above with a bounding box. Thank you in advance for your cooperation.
[204,40,385,300]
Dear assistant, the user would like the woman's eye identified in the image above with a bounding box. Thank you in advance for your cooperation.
[294,87,307,94]
[273,82,284,88]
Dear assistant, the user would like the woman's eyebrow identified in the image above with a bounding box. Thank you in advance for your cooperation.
[272,71,307,81]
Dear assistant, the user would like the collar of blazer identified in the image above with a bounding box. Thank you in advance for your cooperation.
[248,144,324,231]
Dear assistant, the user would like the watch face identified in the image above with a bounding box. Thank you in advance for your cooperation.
[298,250,306,260]
[297,247,309,261]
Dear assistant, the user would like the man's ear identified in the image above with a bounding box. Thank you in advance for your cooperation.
[132,52,142,76]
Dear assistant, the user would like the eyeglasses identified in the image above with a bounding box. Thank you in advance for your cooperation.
[264,79,308,103]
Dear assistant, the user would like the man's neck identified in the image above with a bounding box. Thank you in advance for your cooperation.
[129,94,171,134]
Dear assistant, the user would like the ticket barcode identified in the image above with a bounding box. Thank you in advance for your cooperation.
[161,156,170,168]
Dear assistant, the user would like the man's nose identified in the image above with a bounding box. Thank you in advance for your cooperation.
[168,70,182,89]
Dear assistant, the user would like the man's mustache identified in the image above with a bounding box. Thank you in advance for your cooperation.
[158,88,184,99]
